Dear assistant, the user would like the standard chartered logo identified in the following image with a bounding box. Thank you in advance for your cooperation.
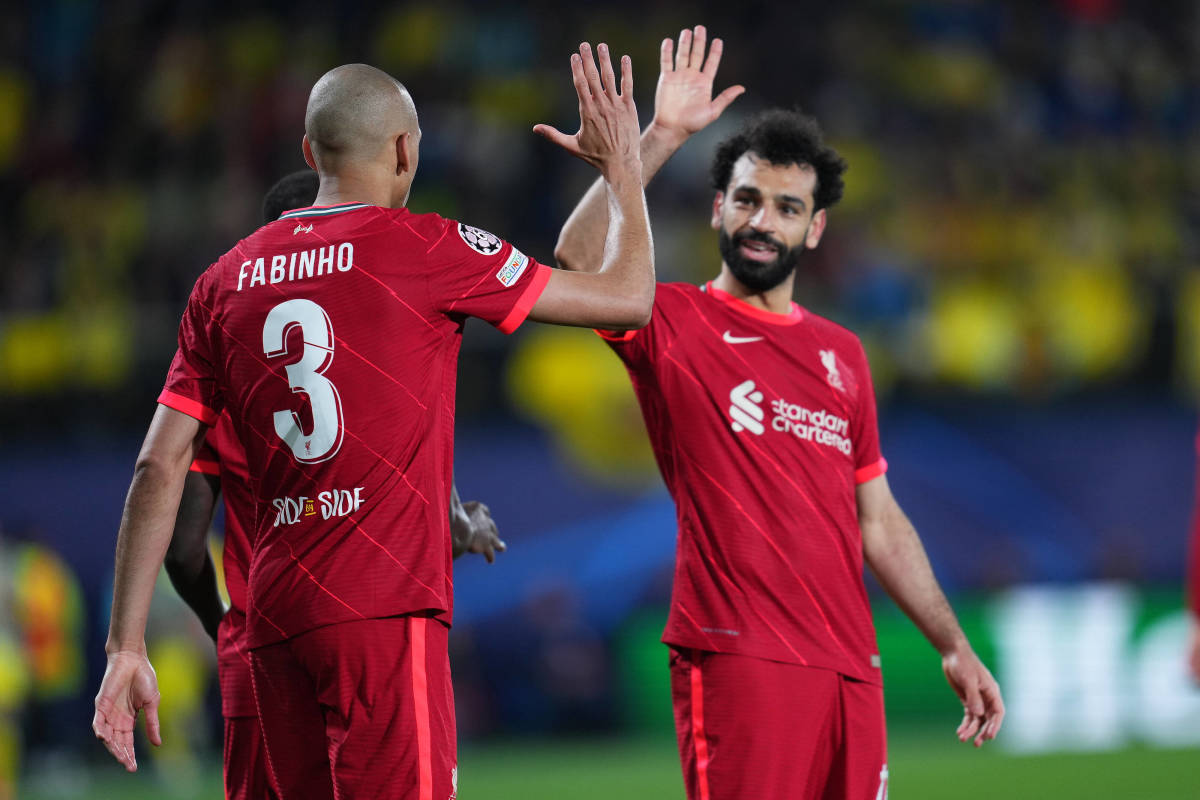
[727,378,854,455]
[728,380,765,434]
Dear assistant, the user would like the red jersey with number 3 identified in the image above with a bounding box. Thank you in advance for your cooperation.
[189,413,256,716]
[160,203,550,647]
[602,282,887,684]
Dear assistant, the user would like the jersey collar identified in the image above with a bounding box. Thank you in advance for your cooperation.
[277,203,371,220]
[704,282,804,326]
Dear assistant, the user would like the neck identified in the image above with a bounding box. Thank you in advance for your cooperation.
[711,266,796,314]
[312,171,406,209]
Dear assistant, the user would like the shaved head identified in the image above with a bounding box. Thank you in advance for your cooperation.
[305,64,419,173]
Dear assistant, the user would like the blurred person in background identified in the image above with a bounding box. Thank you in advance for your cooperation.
[93,43,655,800]
[1188,431,1200,683]
[556,26,1003,800]
[0,532,30,800]
[161,169,506,800]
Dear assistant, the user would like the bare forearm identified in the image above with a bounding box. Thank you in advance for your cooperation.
[863,508,968,655]
[597,164,656,307]
[531,162,655,329]
[555,123,683,273]
[108,457,192,652]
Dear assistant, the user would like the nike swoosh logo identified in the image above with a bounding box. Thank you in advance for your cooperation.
[723,331,764,344]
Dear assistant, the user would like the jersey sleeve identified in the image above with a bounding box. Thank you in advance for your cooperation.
[851,341,887,484]
[427,218,551,334]
[190,433,221,476]
[597,285,674,371]
[158,272,222,425]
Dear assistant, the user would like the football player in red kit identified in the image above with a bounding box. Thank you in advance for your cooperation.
[94,43,654,799]
[161,170,503,800]
[556,26,1004,799]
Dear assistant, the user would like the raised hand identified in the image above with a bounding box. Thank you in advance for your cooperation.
[534,42,641,177]
[942,647,1005,747]
[652,25,745,143]
[92,650,162,771]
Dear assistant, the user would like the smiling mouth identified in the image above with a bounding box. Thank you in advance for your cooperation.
[738,239,779,261]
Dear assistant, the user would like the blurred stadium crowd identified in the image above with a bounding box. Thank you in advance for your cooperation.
[0,0,1197,792]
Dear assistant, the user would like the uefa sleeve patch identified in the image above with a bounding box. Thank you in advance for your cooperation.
[495,248,530,287]
[458,223,503,255]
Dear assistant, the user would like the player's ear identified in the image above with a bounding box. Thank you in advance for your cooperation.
[302,135,317,170]
[805,208,827,249]
[711,192,725,230]
[395,132,413,177]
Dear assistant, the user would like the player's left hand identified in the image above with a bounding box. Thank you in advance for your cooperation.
[650,25,745,144]
[941,645,1004,747]
[461,501,505,564]
[92,649,162,772]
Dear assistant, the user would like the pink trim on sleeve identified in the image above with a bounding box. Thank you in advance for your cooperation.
[594,329,638,342]
[497,264,552,334]
[158,390,219,426]
[855,458,888,485]
[189,459,221,476]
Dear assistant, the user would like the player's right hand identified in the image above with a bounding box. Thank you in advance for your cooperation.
[534,42,641,179]
[942,646,1004,747]
[650,25,744,144]
[92,650,162,772]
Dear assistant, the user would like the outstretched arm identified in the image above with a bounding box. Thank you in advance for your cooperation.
[527,42,654,330]
[163,469,226,642]
[93,404,204,772]
[555,25,744,274]
[858,475,1005,747]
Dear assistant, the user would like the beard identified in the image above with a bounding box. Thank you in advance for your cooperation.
[718,227,807,293]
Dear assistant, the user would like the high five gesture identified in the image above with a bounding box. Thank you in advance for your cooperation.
[652,26,745,146]
[534,43,641,177]
[555,25,743,273]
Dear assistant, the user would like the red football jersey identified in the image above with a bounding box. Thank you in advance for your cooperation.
[161,202,550,647]
[602,282,887,684]
[189,412,256,717]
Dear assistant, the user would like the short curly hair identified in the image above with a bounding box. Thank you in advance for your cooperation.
[710,109,847,211]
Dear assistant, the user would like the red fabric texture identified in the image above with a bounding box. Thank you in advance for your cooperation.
[251,615,455,800]
[606,282,886,682]
[223,714,278,800]
[160,205,547,647]
[670,648,887,800]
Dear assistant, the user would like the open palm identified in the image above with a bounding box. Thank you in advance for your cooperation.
[653,25,744,139]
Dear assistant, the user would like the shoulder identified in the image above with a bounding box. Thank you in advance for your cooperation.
[800,308,864,350]
[653,281,705,314]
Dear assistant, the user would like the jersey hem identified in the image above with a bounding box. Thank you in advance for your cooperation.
[662,634,884,686]
[497,263,552,334]
[158,390,219,426]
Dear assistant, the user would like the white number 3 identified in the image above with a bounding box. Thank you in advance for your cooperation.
[262,299,344,463]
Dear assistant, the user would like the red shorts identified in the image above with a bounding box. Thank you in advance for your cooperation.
[250,614,456,800]
[670,647,888,800]
[223,715,278,800]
